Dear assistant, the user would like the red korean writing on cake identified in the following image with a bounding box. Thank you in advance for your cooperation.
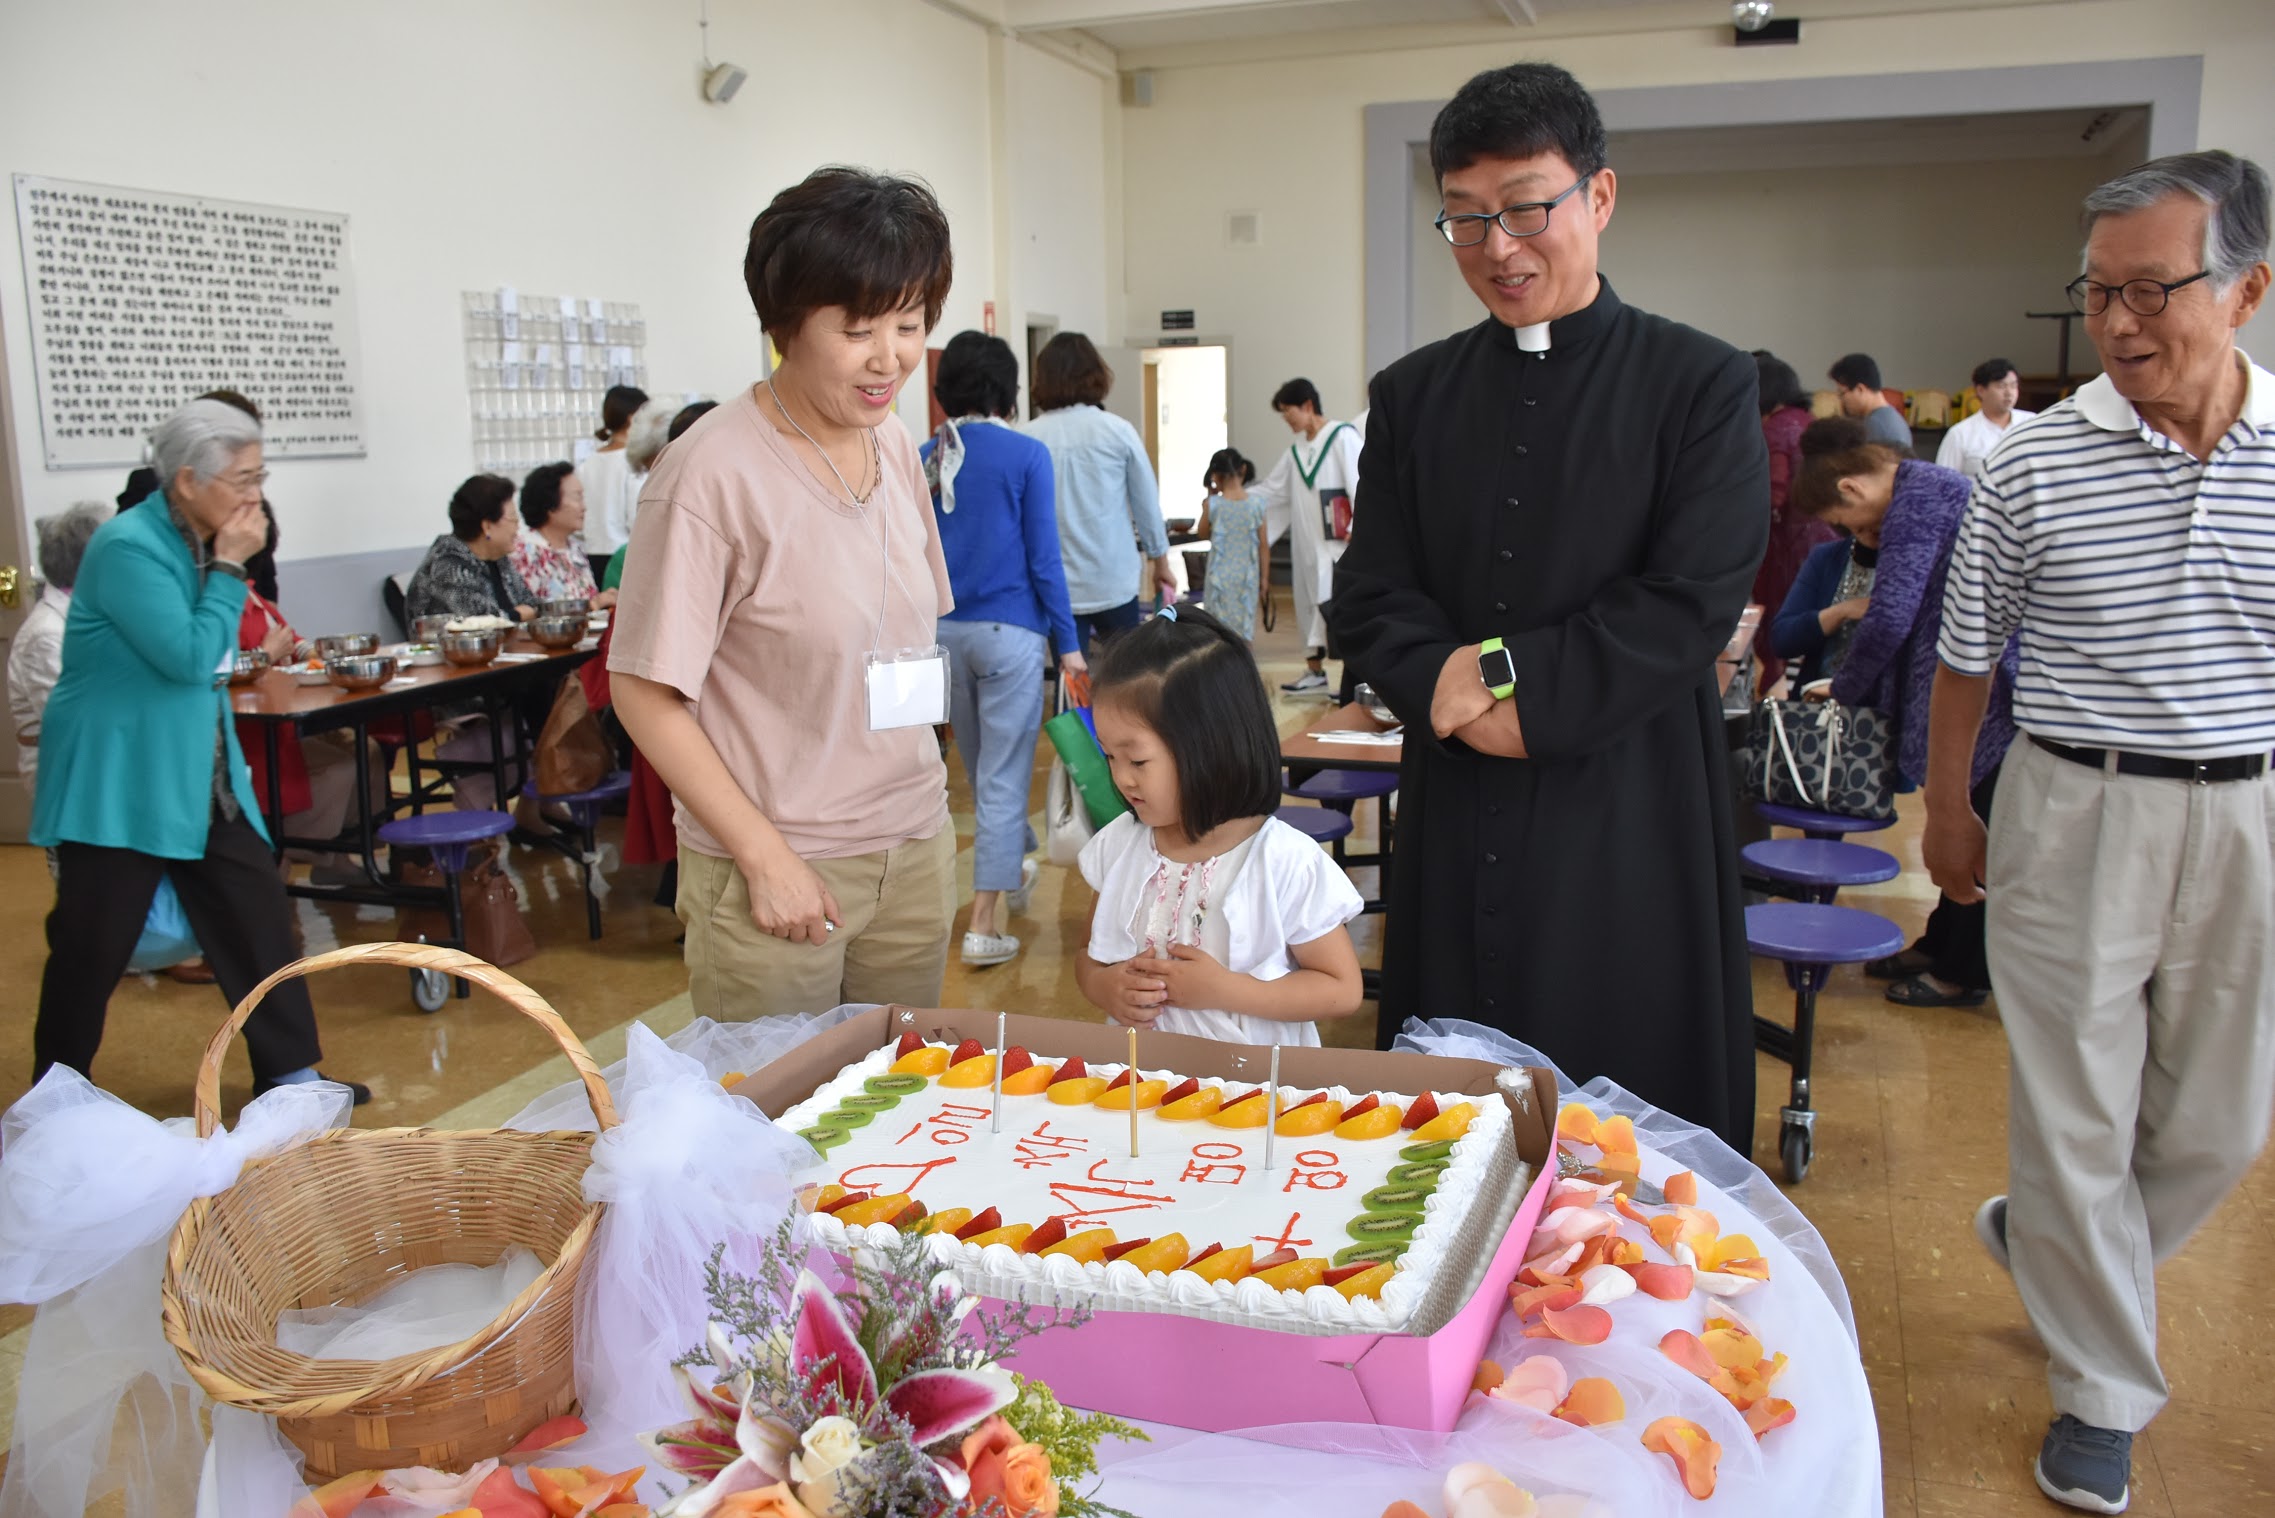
[890,1102,990,1149]
[1012,1119,1089,1171]
[1180,1141,1248,1186]
[1253,1212,1313,1253]
[838,1157,955,1197]
[1047,1158,1175,1226]
[1280,1148,1348,1194]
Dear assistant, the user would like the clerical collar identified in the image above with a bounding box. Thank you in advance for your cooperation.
[1498,277,1622,354]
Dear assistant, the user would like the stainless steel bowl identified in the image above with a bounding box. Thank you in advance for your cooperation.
[439,628,504,667]
[410,614,453,644]
[537,597,591,619]
[324,653,398,691]
[314,633,381,661]
[527,613,589,649]
[227,648,271,685]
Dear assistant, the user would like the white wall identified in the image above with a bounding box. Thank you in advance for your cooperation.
[0,0,1114,578]
[1121,0,2275,457]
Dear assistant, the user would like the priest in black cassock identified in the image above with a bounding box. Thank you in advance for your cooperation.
[1330,62,1768,1152]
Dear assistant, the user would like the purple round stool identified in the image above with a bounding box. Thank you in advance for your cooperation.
[1746,901,1907,1184]
[1742,838,1900,905]
[1285,768,1399,805]
[378,809,512,1008]
[526,771,633,939]
[1275,804,1354,845]
[1754,801,1896,841]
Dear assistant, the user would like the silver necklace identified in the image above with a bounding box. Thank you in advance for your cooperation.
[765,379,878,505]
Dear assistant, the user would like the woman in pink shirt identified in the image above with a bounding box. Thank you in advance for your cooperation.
[608,169,959,1019]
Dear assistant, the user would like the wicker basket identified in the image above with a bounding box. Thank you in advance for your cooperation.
[161,942,619,1478]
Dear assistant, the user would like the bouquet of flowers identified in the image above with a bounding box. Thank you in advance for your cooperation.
[641,1222,1143,1518]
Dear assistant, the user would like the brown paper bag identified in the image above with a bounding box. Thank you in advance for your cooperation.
[534,676,610,797]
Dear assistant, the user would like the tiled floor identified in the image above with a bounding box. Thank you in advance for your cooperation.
[1,591,2268,1513]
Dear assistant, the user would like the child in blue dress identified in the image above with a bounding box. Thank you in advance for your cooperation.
[1194,447,1267,643]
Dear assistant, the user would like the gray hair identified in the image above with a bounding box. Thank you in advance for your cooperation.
[624,398,678,472]
[148,397,262,488]
[36,501,112,590]
[2083,150,2271,291]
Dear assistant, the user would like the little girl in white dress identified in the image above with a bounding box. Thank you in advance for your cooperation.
[1074,604,1365,1046]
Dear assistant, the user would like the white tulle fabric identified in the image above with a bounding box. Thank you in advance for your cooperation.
[1085,1019,1879,1518]
[0,1068,352,1518]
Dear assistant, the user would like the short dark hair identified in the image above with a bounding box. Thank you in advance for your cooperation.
[198,388,262,423]
[596,385,649,441]
[448,473,516,541]
[1204,447,1255,488]
[1429,62,1607,184]
[1829,353,1883,392]
[744,167,953,345]
[668,400,718,441]
[519,461,575,530]
[1031,332,1113,411]
[1271,378,1322,413]
[1754,353,1811,415]
[1091,606,1281,843]
[934,330,1019,419]
[1971,357,2018,389]
[1792,416,1906,516]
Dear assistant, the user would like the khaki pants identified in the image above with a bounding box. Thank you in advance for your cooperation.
[677,827,957,1020]
[1987,737,2275,1431]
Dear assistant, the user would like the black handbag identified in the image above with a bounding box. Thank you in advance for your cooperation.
[1741,698,1898,822]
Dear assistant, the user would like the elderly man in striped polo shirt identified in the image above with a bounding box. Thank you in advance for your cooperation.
[1926,150,2274,1514]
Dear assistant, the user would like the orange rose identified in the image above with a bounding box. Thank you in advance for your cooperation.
[961,1416,1058,1518]
[715,1483,824,1518]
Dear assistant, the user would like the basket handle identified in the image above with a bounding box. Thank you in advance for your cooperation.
[193,941,620,1137]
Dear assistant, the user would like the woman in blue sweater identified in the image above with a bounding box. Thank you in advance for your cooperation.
[922,332,1084,968]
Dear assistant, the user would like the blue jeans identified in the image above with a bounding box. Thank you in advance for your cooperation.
[939,620,1047,893]
[1072,598,1143,653]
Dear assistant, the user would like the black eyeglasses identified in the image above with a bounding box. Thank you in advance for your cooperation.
[2066,270,2210,317]
[1435,175,1593,246]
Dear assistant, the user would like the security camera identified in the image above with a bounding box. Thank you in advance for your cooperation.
[1733,0,1774,29]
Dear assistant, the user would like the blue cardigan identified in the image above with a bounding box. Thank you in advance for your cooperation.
[920,421,1081,657]
[30,492,266,857]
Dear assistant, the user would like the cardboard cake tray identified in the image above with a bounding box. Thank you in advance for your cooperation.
[731,1007,1556,1434]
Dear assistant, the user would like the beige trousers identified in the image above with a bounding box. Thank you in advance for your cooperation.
[1987,737,2275,1430]
[677,827,957,1020]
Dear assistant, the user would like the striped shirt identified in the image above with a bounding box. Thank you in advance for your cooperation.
[1938,352,2275,757]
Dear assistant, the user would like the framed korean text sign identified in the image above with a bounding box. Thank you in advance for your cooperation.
[12,174,366,468]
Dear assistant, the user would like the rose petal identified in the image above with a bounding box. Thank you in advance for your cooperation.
[1556,1105,1601,1145]
[1662,1171,1698,1205]
[1659,1329,1720,1380]
[1641,1416,1722,1500]
[1700,1328,1764,1370]
[1613,1194,1657,1227]
[1521,1241,1585,1280]
[1381,1504,1433,1518]
[1446,1461,1516,1502]
[1531,1205,1618,1252]
[1745,1397,1798,1438]
[1607,1236,1647,1268]
[1510,1282,1584,1322]
[1698,1233,1762,1272]
[1452,1483,1540,1518]
[1693,1268,1769,1299]
[1594,1115,1637,1155]
[1489,1354,1570,1412]
[288,1471,385,1518]
[1524,1303,1614,1345]
[1578,1263,1637,1307]
[1472,1358,1507,1394]
[1620,1261,1695,1300]
[1552,1377,1627,1428]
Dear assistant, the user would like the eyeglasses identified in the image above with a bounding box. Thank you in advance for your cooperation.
[2066,270,2210,317]
[1435,175,1593,246]
[217,468,270,492]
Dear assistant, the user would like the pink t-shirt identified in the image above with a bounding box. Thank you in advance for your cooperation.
[606,387,953,860]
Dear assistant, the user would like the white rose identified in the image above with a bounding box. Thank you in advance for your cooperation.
[791,1418,875,1518]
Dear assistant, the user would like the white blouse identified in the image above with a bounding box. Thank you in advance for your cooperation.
[1079,812,1363,1047]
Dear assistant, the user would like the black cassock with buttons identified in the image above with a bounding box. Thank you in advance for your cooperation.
[1331,280,1769,1153]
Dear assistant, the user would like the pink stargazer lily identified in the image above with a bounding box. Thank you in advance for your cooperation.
[789,1267,1015,1450]
[642,1364,798,1516]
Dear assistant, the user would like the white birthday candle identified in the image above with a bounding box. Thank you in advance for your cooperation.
[991,1011,1006,1135]
[1263,1044,1281,1171]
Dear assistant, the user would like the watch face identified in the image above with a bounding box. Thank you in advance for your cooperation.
[1479,646,1516,690]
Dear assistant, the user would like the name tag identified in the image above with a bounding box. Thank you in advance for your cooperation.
[865,646,949,731]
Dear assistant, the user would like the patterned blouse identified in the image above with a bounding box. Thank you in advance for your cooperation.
[405,534,536,624]
[510,531,597,603]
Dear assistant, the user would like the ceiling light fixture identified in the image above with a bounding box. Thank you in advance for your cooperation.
[1733,1,1775,30]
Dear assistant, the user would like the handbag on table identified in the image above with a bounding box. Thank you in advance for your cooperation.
[1741,698,1898,822]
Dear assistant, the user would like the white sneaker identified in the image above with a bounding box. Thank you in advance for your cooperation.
[961,930,1021,967]
[1006,858,1040,917]
[1974,1195,2011,1273]
[1280,670,1330,696]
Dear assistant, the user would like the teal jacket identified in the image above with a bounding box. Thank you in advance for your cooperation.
[29,492,267,857]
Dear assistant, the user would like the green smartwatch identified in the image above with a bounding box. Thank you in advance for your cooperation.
[1477,637,1516,701]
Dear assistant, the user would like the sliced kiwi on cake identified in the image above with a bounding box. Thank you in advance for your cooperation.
[797,1125,850,1153]
[863,1074,927,1099]
[814,1106,877,1131]
[1334,1240,1410,1268]
[1361,1182,1435,1215]
[840,1089,904,1113]
[1387,1159,1450,1188]
[1345,1211,1422,1245]
[1398,1139,1456,1165]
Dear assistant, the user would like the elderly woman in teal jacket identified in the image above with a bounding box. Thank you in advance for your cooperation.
[30,398,364,1101]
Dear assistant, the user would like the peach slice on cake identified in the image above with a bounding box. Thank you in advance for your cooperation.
[831,1193,919,1228]
[1207,1090,1271,1128]
[1325,1261,1396,1301]
[1156,1085,1223,1121]
[1249,1256,1328,1293]
[1181,1243,1252,1283]
[1047,1076,1110,1106]
[961,1222,1034,1250]
[1038,1228,1119,1264]
[939,1054,997,1088]
[1407,1102,1477,1144]
[914,1207,974,1238]
[1335,1099,1404,1140]
[890,1046,952,1077]
[1096,1079,1168,1110]
[1274,1096,1344,1136]
[1000,1064,1054,1096]
[1105,1233,1190,1274]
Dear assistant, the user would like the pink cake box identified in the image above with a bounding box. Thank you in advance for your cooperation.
[732,1007,1557,1435]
